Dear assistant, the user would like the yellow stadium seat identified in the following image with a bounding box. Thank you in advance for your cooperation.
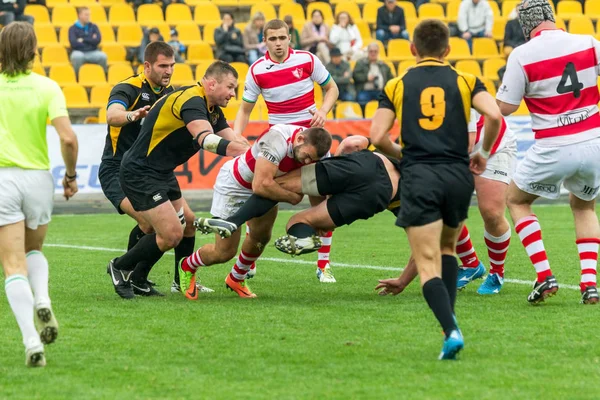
[251,3,277,21]
[374,39,387,60]
[195,61,213,81]
[99,0,125,5]
[482,58,506,81]
[335,101,363,119]
[49,64,77,86]
[171,63,195,87]
[492,17,506,41]
[175,22,203,46]
[307,2,334,23]
[405,18,417,39]
[78,64,107,87]
[555,16,567,31]
[59,26,71,47]
[480,77,496,97]
[41,44,70,67]
[108,4,136,26]
[193,2,222,26]
[356,20,372,43]
[136,4,164,26]
[25,5,50,23]
[46,0,68,8]
[335,2,362,22]
[32,58,46,76]
[447,37,472,60]
[383,60,397,77]
[35,24,58,48]
[165,3,192,24]
[446,1,460,22]
[514,100,529,116]
[212,0,238,6]
[87,3,108,23]
[362,2,379,25]
[313,81,324,104]
[397,59,416,76]
[502,0,519,17]
[98,107,107,123]
[472,38,499,59]
[398,1,417,19]
[202,22,219,46]
[101,43,127,65]
[108,64,134,84]
[557,0,583,20]
[187,43,215,63]
[455,60,482,77]
[569,15,595,34]
[249,100,268,122]
[90,84,113,107]
[62,84,91,108]
[279,2,306,25]
[117,24,143,47]
[52,4,78,28]
[364,100,378,118]
[97,23,117,45]
[386,39,412,61]
[70,0,92,5]
[230,62,249,80]
[585,0,600,19]
[488,1,501,18]
[222,99,240,121]
[418,3,445,20]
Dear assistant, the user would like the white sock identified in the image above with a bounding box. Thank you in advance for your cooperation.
[5,274,42,349]
[26,250,51,308]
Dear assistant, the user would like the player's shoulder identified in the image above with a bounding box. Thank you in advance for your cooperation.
[30,72,62,93]
[249,57,268,74]
[268,123,304,139]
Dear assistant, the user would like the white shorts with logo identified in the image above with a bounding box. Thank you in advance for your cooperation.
[210,160,253,219]
[513,137,600,200]
[0,168,54,229]
[479,145,517,185]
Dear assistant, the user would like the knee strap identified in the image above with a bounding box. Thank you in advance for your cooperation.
[301,164,321,196]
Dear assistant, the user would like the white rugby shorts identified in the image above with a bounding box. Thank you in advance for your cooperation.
[479,144,517,185]
[210,159,253,219]
[0,168,54,229]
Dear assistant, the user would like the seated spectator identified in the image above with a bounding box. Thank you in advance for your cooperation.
[68,7,107,75]
[0,0,34,26]
[284,15,302,50]
[138,27,164,64]
[244,12,266,65]
[503,8,525,57]
[376,0,409,44]
[353,43,392,106]
[301,9,332,65]
[330,11,364,61]
[168,28,186,63]
[214,12,246,63]
[457,0,493,51]
[326,47,354,101]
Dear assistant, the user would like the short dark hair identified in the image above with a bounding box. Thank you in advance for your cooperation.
[0,22,37,77]
[77,6,89,15]
[302,127,332,158]
[263,19,289,37]
[144,41,174,64]
[222,12,234,20]
[413,19,449,58]
[204,60,238,81]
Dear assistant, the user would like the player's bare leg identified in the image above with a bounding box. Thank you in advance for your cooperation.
[570,195,600,304]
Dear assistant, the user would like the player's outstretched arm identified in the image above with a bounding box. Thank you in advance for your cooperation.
[106,103,150,127]
[187,120,247,158]
[370,108,402,160]
[375,256,418,296]
[52,116,79,200]
[233,100,255,137]
[253,159,303,204]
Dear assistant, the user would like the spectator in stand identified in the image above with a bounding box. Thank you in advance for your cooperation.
[214,12,246,63]
[138,27,163,64]
[457,0,494,51]
[329,11,364,61]
[301,9,332,65]
[68,7,107,76]
[353,42,392,107]
[0,0,34,26]
[503,7,526,57]
[376,0,409,44]
[284,15,302,50]
[168,28,186,63]
[326,47,354,101]
[244,12,267,65]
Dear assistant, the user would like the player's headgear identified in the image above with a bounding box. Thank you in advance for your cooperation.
[518,0,555,40]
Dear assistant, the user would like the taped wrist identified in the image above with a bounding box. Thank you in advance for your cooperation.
[198,132,231,156]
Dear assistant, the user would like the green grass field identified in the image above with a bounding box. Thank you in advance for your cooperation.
[1,205,599,399]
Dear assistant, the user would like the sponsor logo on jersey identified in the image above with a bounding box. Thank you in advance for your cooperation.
[141,92,150,101]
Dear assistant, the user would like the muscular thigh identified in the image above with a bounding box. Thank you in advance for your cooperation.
[140,201,180,238]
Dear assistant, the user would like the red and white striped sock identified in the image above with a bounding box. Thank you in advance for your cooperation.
[455,225,480,268]
[182,249,205,273]
[515,215,552,283]
[576,238,599,292]
[317,231,333,270]
[484,229,511,278]
[246,224,256,273]
[229,251,261,282]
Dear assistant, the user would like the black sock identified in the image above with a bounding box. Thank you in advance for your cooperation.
[227,195,278,227]
[127,225,146,251]
[442,255,459,312]
[114,233,164,272]
[173,236,195,283]
[130,261,152,284]
[287,223,316,238]
[422,278,457,337]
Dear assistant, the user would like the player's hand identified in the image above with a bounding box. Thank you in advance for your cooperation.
[375,278,405,296]
[462,32,472,40]
[62,176,78,201]
[469,153,488,175]
[129,105,151,122]
[288,193,303,206]
[309,109,327,127]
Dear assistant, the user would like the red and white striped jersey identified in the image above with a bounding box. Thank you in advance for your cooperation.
[242,49,331,128]
[231,124,306,189]
[497,29,600,145]
[468,109,516,156]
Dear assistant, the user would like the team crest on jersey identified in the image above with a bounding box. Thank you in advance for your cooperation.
[210,112,219,125]
[292,68,303,79]
[141,92,150,101]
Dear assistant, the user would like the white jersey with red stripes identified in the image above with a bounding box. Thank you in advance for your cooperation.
[242,49,331,128]
[468,109,516,156]
[497,29,600,146]
[231,124,306,190]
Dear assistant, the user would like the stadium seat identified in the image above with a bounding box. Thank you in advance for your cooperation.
[89,84,113,107]
[335,101,363,119]
[58,26,71,47]
[279,2,306,25]
[397,1,417,20]
[362,2,379,25]
[70,0,92,5]
[249,99,268,122]
[568,16,595,35]
[193,2,222,26]
[488,1,501,18]
[222,99,240,120]
[136,4,164,26]
[175,22,203,46]
[99,0,125,4]
[108,4,136,27]
[32,58,46,76]
[514,100,529,116]
[397,59,416,76]
[418,3,445,20]
[482,58,506,81]
[165,3,192,24]
[201,22,219,46]
[187,43,215,63]
[455,60,482,77]
[585,0,600,20]
[374,40,387,60]
[554,16,567,31]
[364,100,378,118]
[108,64,134,84]
[62,84,91,108]
[446,37,472,60]
[101,43,128,65]
[405,18,418,39]
[171,64,195,87]
[97,23,117,45]
[34,24,59,48]
[230,62,249,80]
[356,21,372,43]
[334,2,362,22]
[313,82,324,104]
[78,64,107,87]
[502,0,519,17]
[117,23,143,47]
[446,1,460,22]
[52,4,78,28]
[386,39,412,61]
[384,60,397,77]
[251,3,277,21]
[212,0,239,6]
[87,3,108,23]
[480,77,496,97]
[492,18,506,41]
[25,5,50,23]
[46,0,68,8]
[49,64,77,86]
[41,44,70,67]
[98,106,107,123]
[307,2,334,22]
[472,38,499,59]
[557,0,583,20]
[195,61,213,81]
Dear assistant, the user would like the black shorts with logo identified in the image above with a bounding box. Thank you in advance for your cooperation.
[396,162,474,228]
[98,159,126,214]
[119,161,182,212]
[315,150,394,227]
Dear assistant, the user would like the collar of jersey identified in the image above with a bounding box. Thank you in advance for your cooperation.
[140,72,165,94]
[532,28,564,38]
[196,82,214,113]
[265,48,294,63]
[415,58,448,67]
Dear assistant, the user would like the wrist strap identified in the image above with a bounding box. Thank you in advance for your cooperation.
[126,112,134,123]
[479,148,491,160]
[65,172,77,181]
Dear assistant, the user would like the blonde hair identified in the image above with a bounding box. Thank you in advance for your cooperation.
[0,22,37,77]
